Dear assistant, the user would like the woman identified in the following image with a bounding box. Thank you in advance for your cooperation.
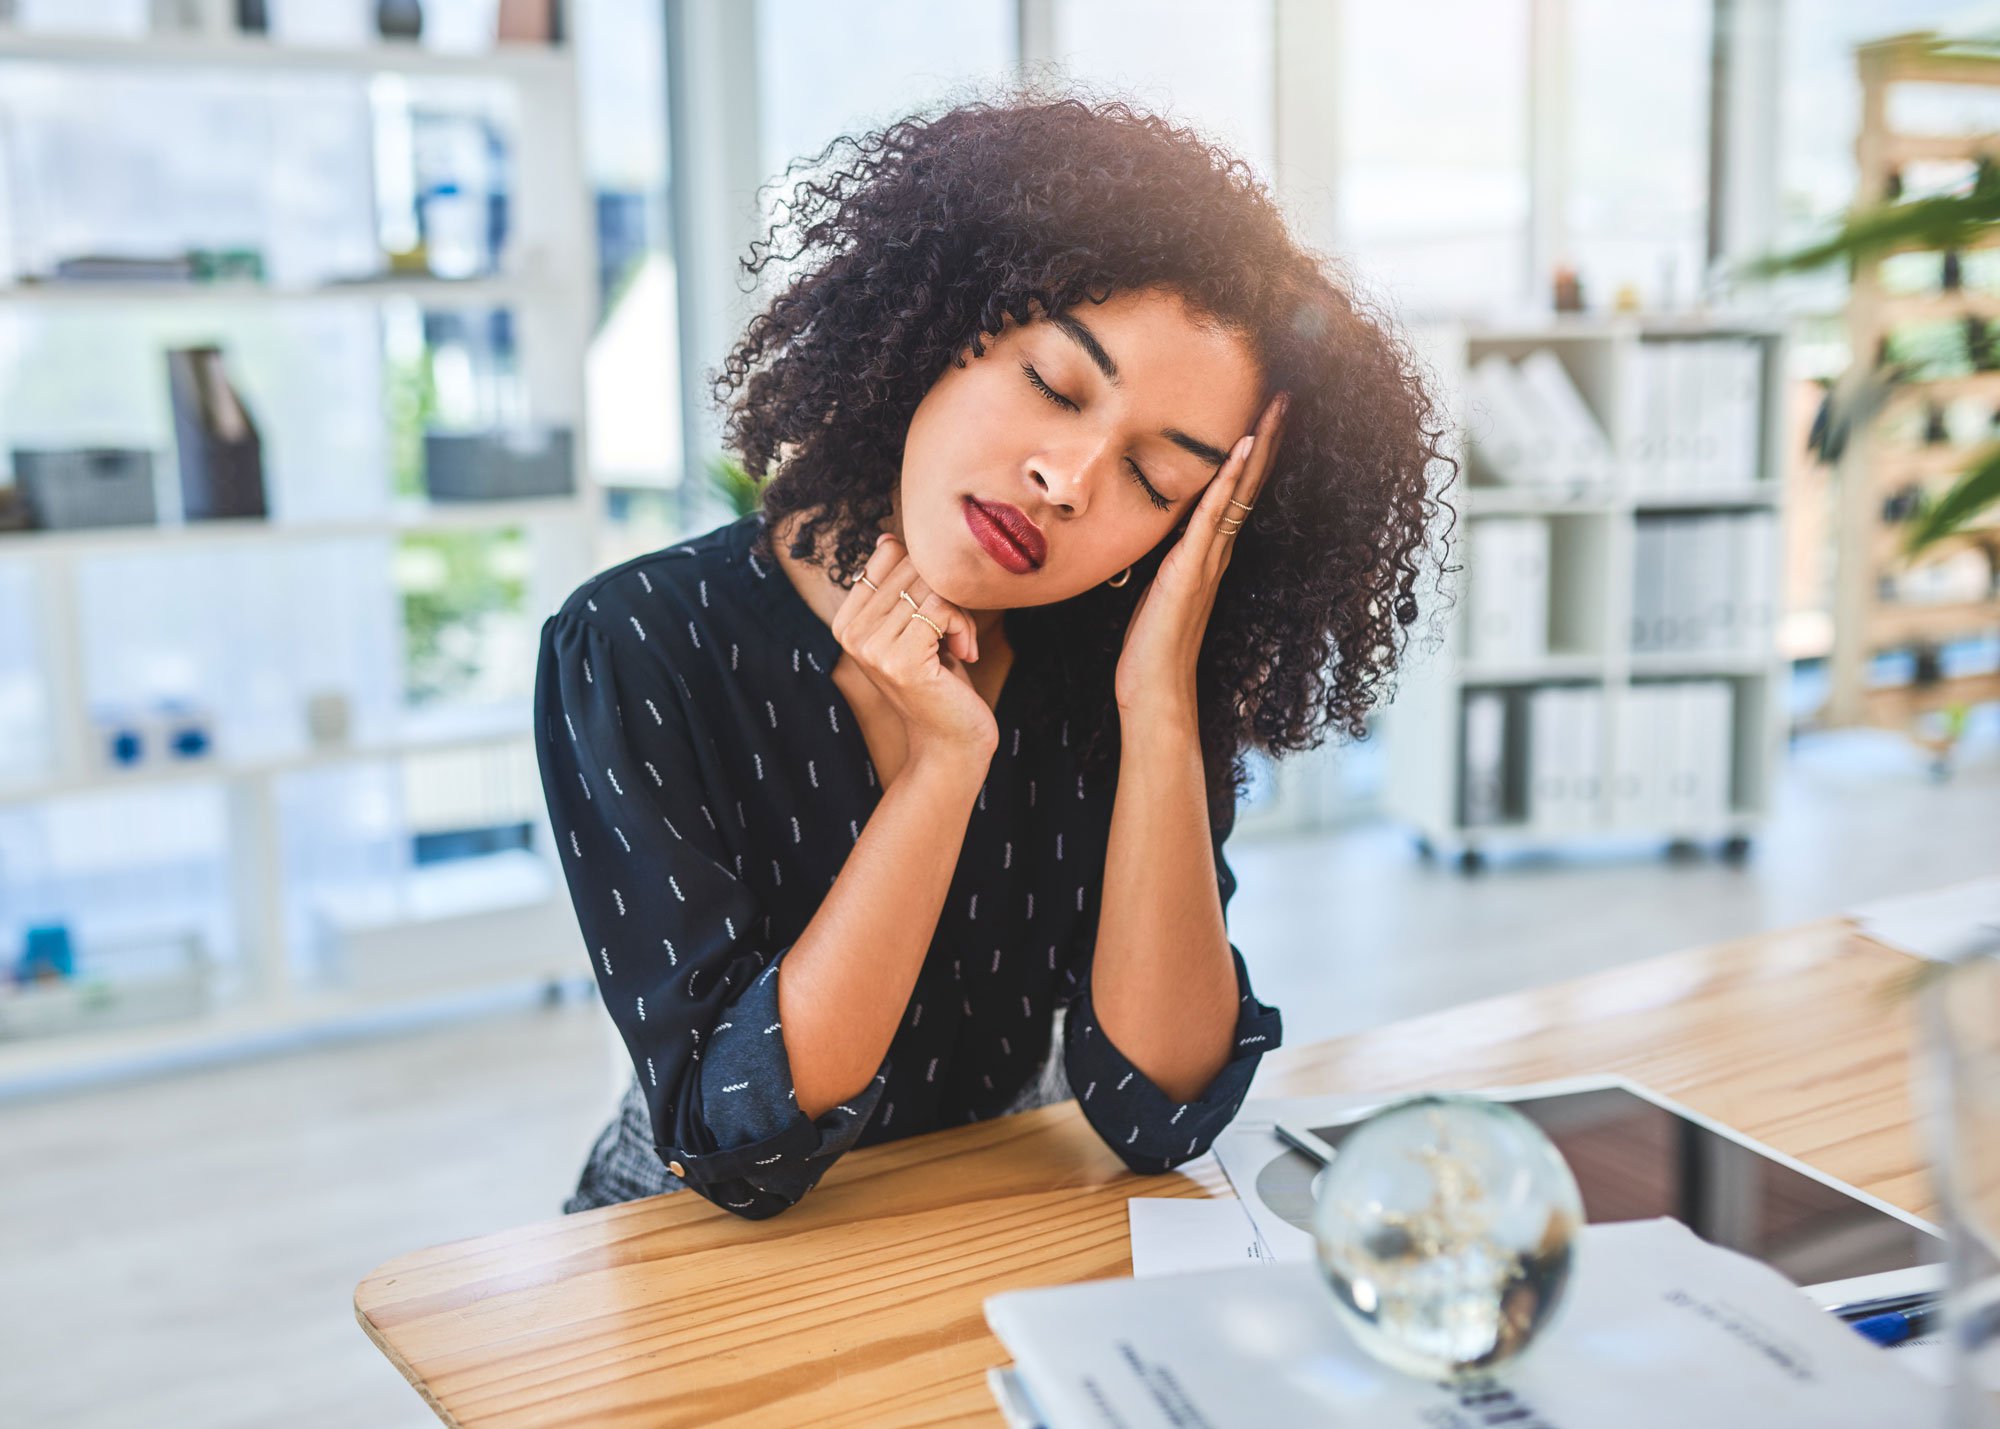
[534,90,1453,1218]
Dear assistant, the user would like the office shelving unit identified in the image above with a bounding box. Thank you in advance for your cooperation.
[1384,316,1790,872]
[1829,33,2000,737]
[0,21,600,1093]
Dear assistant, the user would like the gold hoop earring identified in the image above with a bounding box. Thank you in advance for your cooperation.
[1105,566,1133,588]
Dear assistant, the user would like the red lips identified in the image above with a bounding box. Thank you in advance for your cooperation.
[971,499,1047,567]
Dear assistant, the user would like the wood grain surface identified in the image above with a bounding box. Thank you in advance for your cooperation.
[354,915,1934,1426]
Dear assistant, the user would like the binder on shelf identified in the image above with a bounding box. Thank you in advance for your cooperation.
[1623,680,1734,833]
[1466,517,1550,664]
[1630,512,1778,657]
[166,345,267,522]
[1514,348,1616,489]
[1459,689,1512,827]
[1612,682,1661,828]
[1737,510,1778,653]
[1527,685,1603,830]
[1630,338,1767,499]
[1464,353,1558,485]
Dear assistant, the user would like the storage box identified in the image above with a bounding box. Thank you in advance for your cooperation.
[423,426,576,501]
[11,448,159,530]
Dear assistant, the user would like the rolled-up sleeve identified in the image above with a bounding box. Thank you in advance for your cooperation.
[534,606,888,1219]
[1060,816,1282,1175]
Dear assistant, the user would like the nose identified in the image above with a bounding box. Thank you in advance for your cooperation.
[1032,434,1119,514]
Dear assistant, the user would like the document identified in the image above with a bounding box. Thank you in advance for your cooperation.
[1848,876,2000,962]
[1127,1198,1274,1278]
[986,1218,1936,1428]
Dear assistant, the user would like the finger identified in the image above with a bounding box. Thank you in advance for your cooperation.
[855,545,928,651]
[835,535,917,641]
[1185,431,1256,566]
[870,537,977,665]
[1234,391,1290,512]
[890,588,976,671]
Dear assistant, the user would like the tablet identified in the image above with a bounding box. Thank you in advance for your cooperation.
[1274,1075,1944,1292]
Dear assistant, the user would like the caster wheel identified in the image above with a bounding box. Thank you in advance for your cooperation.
[1720,834,1752,864]
[1458,849,1486,876]
[1414,835,1436,862]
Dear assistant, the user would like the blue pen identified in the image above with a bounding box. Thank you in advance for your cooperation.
[1851,1305,1939,1347]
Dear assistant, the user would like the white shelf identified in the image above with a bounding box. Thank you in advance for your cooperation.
[0,701,533,806]
[0,275,549,309]
[1385,318,1790,860]
[0,19,602,1088]
[1463,484,1619,517]
[0,495,586,559]
[1633,487,1780,512]
[1459,652,1608,683]
[1627,650,1774,678]
[0,959,594,1101]
[0,29,572,81]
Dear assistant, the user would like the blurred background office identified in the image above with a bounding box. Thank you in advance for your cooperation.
[0,1,1995,1424]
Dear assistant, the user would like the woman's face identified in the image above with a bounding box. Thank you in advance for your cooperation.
[895,285,1266,609]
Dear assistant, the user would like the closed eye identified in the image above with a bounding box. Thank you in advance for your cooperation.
[1020,362,1171,512]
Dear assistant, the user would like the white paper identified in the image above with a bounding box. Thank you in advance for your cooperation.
[986,1218,1940,1429]
[1128,1198,1275,1278]
[1848,876,2000,962]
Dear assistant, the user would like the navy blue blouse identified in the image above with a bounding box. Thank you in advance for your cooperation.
[532,510,1283,1219]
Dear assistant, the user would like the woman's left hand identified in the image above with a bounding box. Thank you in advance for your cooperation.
[1113,390,1291,722]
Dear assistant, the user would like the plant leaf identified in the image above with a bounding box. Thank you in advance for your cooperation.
[1903,444,2000,555]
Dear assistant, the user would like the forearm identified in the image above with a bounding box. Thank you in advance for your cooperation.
[1089,710,1240,1104]
[778,747,989,1119]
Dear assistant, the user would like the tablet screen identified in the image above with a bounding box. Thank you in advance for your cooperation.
[1306,1085,1943,1287]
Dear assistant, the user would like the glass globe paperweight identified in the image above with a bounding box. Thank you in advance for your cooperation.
[1309,1092,1584,1381]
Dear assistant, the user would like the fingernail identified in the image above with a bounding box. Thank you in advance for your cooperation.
[1236,434,1255,461]
[875,533,889,546]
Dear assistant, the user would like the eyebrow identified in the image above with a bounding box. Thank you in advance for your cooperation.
[1048,311,1236,471]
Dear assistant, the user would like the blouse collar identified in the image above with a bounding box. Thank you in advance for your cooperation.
[728,509,845,677]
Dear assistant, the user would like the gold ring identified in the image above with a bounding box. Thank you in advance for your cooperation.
[899,589,923,614]
[1226,498,1255,512]
[857,574,880,592]
[907,609,944,638]
[1218,518,1245,535]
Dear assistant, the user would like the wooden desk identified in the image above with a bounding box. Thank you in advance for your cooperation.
[355,915,1932,1426]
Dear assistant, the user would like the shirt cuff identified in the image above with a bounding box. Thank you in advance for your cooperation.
[663,954,892,1213]
[1063,941,1283,1175]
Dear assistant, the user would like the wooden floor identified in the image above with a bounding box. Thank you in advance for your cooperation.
[3,728,1994,1428]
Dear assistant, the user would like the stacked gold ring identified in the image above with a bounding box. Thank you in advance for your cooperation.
[1218,497,1254,536]
[900,588,945,637]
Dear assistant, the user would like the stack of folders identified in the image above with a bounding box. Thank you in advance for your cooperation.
[1464,350,1617,491]
[1631,512,1778,654]
[1460,685,1605,830]
[1465,517,1551,664]
[1613,681,1735,831]
[1624,338,1765,497]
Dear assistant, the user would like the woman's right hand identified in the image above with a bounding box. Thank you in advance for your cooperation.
[831,532,999,762]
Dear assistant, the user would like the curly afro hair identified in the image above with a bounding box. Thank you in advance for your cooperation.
[713,83,1459,832]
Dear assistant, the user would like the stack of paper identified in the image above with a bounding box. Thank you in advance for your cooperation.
[1466,517,1552,664]
[1631,512,1778,654]
[1625,338,1766,497]
[990,1217,1932,1427]
[1465,352,1617,492]
[1848,876,2000,962]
